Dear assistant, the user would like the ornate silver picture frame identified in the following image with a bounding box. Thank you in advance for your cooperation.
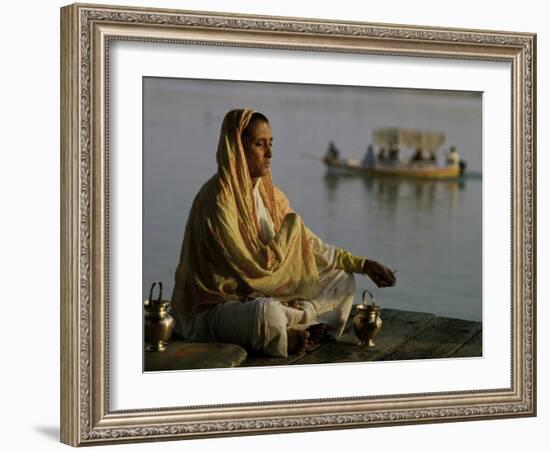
[60,3,536,446]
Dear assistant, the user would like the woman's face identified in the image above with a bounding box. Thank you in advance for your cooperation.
[242,119,273,179]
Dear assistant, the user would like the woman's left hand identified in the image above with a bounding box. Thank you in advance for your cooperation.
[362,259,397,288]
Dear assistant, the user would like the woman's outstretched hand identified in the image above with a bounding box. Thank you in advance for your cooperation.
[362,259,397,288]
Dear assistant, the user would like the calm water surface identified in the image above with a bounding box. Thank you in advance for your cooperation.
[143,78,482,321]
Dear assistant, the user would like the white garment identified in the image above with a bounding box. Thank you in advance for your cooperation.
[173,179,355,357]
[446,150,460,166]
[253,178,276,244]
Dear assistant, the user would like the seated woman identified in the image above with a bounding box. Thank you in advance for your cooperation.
[170,109,396,357]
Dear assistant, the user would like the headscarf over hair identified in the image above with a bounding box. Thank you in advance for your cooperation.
[171,108,322,316]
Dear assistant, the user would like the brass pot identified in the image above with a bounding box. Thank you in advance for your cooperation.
[144,282,175,352]
[353,290,383,347]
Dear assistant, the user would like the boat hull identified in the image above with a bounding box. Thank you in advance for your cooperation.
[324,158,461,179]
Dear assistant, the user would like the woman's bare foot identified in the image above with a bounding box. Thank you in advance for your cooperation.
[287,329,309,355]
[306,323,328,345]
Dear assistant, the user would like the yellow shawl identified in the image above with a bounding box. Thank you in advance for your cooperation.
[171,109,322,316]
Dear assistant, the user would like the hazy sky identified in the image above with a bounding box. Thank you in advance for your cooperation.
[144,77,482,173]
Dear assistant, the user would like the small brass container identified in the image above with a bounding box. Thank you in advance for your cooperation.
[353,290,383,347]
[144,282,175,352]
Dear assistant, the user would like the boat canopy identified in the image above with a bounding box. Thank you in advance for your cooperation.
[373,127,446,151]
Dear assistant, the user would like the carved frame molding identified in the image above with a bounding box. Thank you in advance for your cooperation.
[61,3,536,446]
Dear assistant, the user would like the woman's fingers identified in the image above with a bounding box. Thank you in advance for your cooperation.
[364,260,397,287]
[385,266,397,284]
[376,266,396,287]
[386,270,396,285]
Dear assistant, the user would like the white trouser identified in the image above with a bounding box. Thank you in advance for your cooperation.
[173,269,355,357]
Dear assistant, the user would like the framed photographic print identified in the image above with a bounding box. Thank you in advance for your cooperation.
[60,3,536,446]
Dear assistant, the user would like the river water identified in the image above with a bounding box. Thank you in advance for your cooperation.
[143,78,482,321]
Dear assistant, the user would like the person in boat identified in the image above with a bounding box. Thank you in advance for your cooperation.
[170,109,396,357]
[388,145,400,163]
[377,147,388,163]
[411,148,424,163]
[446,146,460,166]
[362,145,375,167]
[325,140,340,161]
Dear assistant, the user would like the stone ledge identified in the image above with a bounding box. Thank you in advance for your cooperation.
[144,341,248,371]
[144,308,482,371]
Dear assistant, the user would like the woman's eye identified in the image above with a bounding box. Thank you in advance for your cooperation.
[253,140,272,148]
